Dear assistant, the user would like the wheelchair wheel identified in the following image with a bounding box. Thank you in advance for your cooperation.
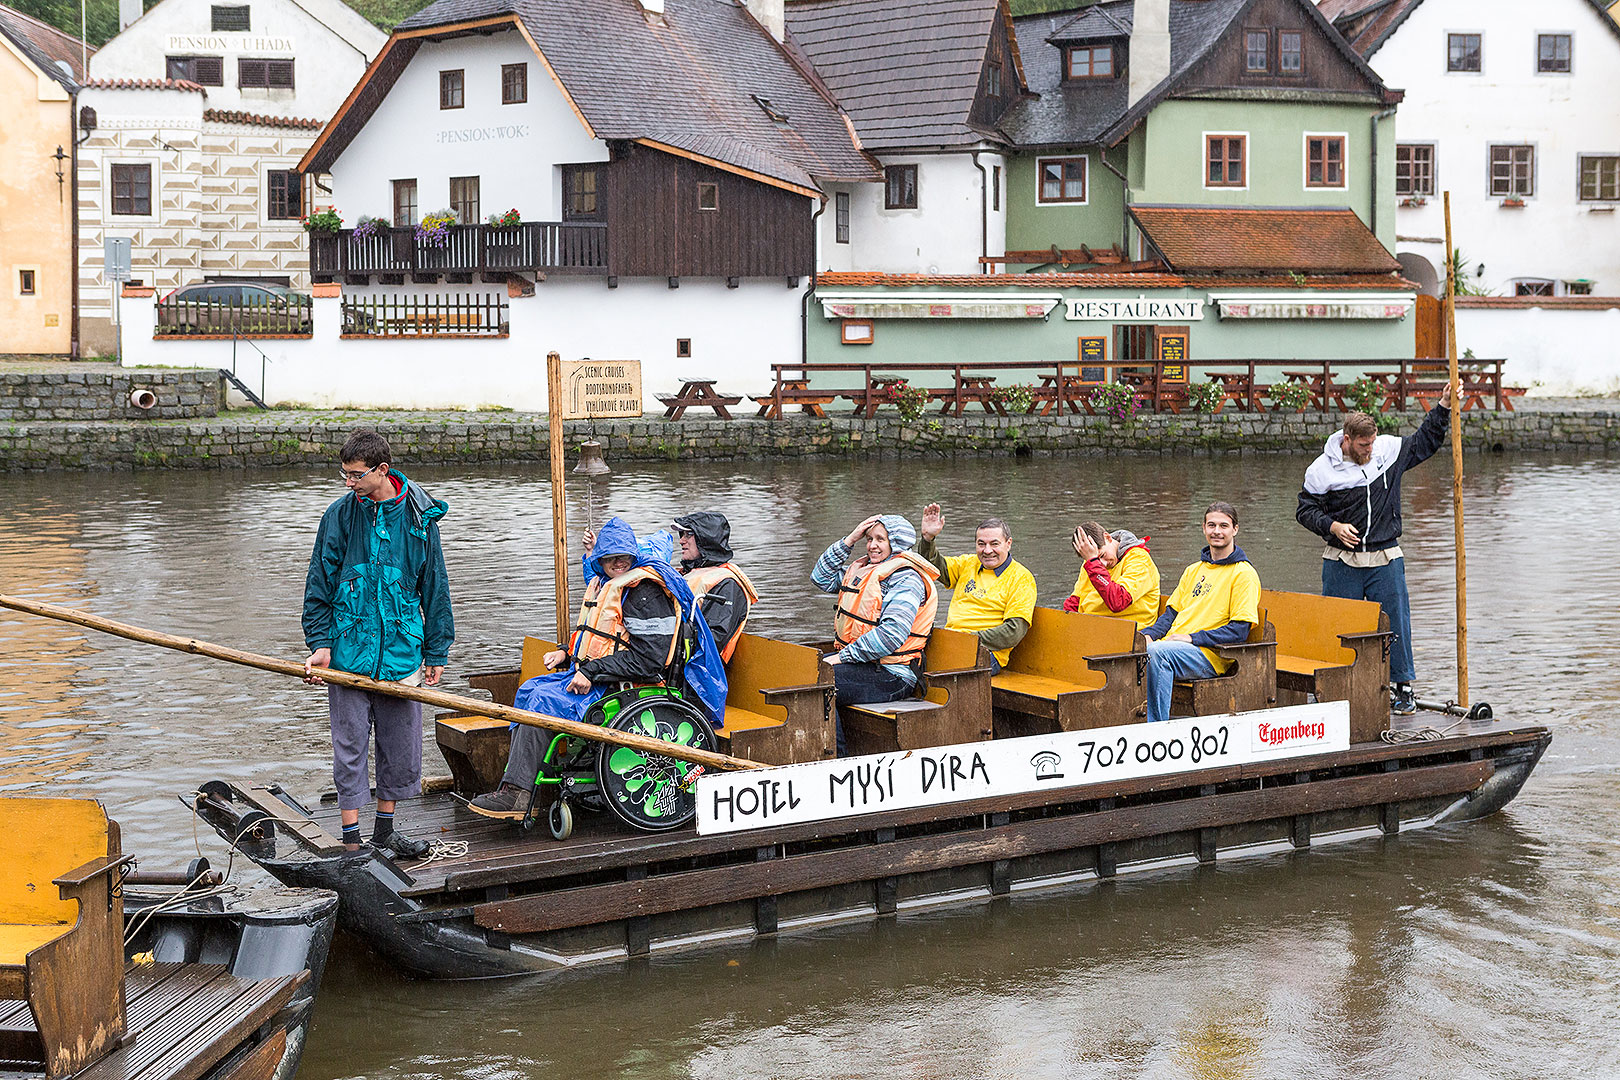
[594,693,716,832]
[548,799,574,841]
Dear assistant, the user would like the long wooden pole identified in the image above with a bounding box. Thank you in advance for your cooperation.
[1441,192,1469,707]
[546,349,570,645]
[0,594,762,772]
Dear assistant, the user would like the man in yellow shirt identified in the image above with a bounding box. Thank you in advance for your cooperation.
[1140,502,1260,723]
[1063,521,1161,627]
[917,503,1037,672]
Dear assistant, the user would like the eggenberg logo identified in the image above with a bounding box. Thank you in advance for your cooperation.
[1256,720,1326,747]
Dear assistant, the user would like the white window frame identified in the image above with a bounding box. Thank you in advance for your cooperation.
[105,157,161,223]
[1202,131,1249,191]
[259,162,304,228]
[1035,155,1088,206]
[1303,131,1350,191]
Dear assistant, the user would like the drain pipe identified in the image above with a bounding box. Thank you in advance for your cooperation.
[971,150,989,274]
[803,194,828,367]
[1098,146,1131,257]
[1369,105,1398,240]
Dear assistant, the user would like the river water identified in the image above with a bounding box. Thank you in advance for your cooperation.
[2,451,1617,1080]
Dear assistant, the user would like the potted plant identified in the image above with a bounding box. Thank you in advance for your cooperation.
[1087,381,1141,423]
[353,214,390,241]
[1269,380,1313,413]
[1186,379,1226,415]
[300,209,343,235]
[1501,197,1526,208]
[990,382,1036,414]
[1399,196,1427,208]
[890,379,932,423]
[415,210,457,249]
[487,208,522,229]
[1344,375,1385,415]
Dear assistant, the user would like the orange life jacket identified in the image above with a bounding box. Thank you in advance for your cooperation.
[833,552,939,666]
[683,562,759,663]
[570,566,681,671]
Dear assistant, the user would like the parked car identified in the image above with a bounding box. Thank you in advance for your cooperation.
[157,281,312,334]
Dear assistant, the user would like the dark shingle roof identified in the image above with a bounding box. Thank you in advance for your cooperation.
[1129,205,1401,273]
[1047,2,1132,43]
[785,0,1007,150]
[1004,0,1248,148]
[0,2,91,88]
[384,0,877,190]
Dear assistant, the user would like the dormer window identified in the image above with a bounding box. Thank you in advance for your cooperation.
[1279,31,1303,75]
[1066,45,1115,80]
[985,61,1002,98]
[1245,29,1269,73]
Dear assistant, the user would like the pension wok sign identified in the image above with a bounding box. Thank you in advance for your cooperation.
[694,702,1348,835]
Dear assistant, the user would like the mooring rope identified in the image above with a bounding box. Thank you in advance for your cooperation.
[1380,719,1467,743]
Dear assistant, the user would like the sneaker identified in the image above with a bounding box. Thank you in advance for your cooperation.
[378,830,431,860]
[467,784,528,821]
[1390,685,1417,716]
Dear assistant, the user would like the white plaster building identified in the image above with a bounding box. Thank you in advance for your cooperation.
[1322,0,1620,298]
[76,0,384,353]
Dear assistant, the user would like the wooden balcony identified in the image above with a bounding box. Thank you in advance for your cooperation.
[311,221,608,281]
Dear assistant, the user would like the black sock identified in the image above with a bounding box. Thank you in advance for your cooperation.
[342,821,363,846]
[372,810,394,843]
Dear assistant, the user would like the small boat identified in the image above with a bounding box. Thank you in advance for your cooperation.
[1,797,336,1080]
[190,611,1550,980]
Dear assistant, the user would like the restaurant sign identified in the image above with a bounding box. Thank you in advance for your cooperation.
[695,702,1349,835]
[1064,297,1205,322]
[561,360,642,419]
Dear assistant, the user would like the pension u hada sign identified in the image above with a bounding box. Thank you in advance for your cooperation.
[561,360,642,419]
[694,702,1349,835]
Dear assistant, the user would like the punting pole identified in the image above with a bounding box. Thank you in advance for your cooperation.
[1442,192,1469,707]
[546,350,570,646]
[0,594,762,772]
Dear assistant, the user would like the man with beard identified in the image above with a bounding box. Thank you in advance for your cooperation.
[1296,384,1452,716]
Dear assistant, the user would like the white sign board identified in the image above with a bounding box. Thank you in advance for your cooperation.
[561,359,642,419]
[1064,296,1205,322]
[695,702,1349,835]
[104,237,131,283]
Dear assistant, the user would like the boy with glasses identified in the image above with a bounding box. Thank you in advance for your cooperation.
[303,430,454,858]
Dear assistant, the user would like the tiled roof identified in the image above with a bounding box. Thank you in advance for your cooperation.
[0,2,92,87]
[786,0,1007,150]
[1318,0,1620,58]
[204,109,324,129]
[1048,2,1132,42]
[1455,296,1620,310]
[81,77,206,92]
[1005,0,1250,148]
[816,270,1412,289]
[383,0,877,191]
[1129,205,1402,274]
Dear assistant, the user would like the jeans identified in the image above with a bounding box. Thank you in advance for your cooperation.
[1322,557,1414,684]
[1144,639,1216,724]
[832,662,913,756]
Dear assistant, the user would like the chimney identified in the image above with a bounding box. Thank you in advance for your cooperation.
[1128,0,1170,109]
[119,0,141,31]
[745,0,784,42]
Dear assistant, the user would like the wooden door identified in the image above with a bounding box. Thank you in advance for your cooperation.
[1414,295,1445,359]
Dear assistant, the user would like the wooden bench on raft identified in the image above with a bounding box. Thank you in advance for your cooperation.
[841,628,995,756]
[990,607,1147,738]
[714,634,835,764]
[0,798,135,1078]
[1163,601,1278,717]
[1262,588,1391,744]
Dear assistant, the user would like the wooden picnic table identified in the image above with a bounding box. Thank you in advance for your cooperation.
[1203,366,1264,413]
[841,375,908,419]
[754,378,835,418]
[1281,367,1346,412]
[657,378,743,420]
[1028,372,1085,416]
[939,374,1006,416]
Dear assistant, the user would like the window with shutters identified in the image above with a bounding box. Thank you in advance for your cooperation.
[166,56,223,85]
[1037,156,1086,204]
[111,163,151,216]
[266,170,301,219]
[1205,135,1245,187]
[1306,135,1346,188]
[211,5,249,30]
[501,63,527,104]
[440,69,464,109]
[239,58,293,88]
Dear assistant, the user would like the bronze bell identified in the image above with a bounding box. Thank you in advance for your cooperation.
[573,439,611,475]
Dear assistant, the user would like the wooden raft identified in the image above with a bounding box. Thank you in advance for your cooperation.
[0,963,304,1080]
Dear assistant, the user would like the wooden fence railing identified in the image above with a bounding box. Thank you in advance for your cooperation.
[311,222,609,278]
[340,292,509,337]
[154,295,310,336]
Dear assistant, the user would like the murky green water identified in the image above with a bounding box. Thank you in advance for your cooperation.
[2,451,1617,1079]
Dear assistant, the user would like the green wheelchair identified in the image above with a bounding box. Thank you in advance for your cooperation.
[522,685,718,840]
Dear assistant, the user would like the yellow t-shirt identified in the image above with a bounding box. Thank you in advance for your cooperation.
[941,553,1038,666]
[1068,546,1161,627]
[1165,557,1261,673]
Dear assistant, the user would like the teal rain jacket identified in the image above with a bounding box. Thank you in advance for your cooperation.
[302,469,454,681]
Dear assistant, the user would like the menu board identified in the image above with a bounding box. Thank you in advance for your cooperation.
[1078,336,1107,383]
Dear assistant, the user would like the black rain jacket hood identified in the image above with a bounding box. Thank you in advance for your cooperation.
[674,511,733,567]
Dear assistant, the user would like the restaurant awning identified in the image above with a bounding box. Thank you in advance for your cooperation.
[1207,292,1415,320]
[816,293,1063,320]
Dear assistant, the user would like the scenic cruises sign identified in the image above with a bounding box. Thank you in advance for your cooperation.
[695,702,1348,835]
[1064,296,1205,322]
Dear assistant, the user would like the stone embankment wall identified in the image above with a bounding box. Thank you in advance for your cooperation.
[0,370,221,422]
[0,409,1614,470]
